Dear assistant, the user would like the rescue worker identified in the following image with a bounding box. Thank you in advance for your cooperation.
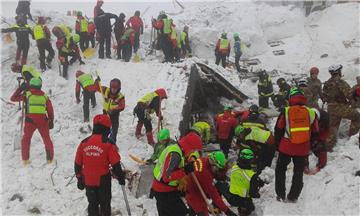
[191,121,212,145]
[240,105,268,130]
[114,13,126,59]
[93,0,104,19]
[134,88,168,145]
[273,78,291,110]
[146,128,176,164]
[215,32,231,68]
[185,151,237,216]
[33,16,55,71]
[56,33,85,78]
[234,125,275,172]
[151,129,203,216]
[96,78,125,143]
[126,10,144,53]
[11,64,41,84]
[298,78,316,108]
[94,10,118,59]
[216,149,263,216]
[257,70,274,109]
[233,33,243,73]
[215,105,238,157]
[1,15,33,65]
[322,64,360,151]
[120,27,135,62]
[10,77,54,164]
[152,13,174,63]
[75,11,89,52]
[180,25,191,58]
[274,87,319,202]
[170,25,180,62]
[16,0,33,21]
[52,24,72,39]
[87,20,96,48]
[75,71,99,122]
[307,66,322,108]
[351,76,360,108]
[74,114,126,216]
[304,109,329,174]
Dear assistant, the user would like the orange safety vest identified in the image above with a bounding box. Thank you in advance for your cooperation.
[284,106,315,144]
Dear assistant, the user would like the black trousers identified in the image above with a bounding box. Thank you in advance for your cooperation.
[98,33,111,58]
[104,110,120,142]
[80,32,89,52]
[259,95,270,108]
[83,90,96,121]
[134,104,152,132]
[257,145,275,172]
[275,152,305,200]
[85,174,112,216]
[116,36,122,59]
[154,191,188,216]
[122,42,132,62]
[134,31,140,53]
[37,39,55,70]
[215,54,226,68]
[89,33,95,48]
[218,137,232,158]
[215,181,254,215]
[235,54,241,72]
[160,35,173,63]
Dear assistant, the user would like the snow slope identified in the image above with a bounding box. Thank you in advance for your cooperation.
[1,1,359,215]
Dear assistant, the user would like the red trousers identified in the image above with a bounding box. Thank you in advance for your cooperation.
[21,117,54,161]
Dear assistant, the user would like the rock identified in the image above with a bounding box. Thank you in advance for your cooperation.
[320,54,328,58]
[10,194,23,202]
[28,207,41,214]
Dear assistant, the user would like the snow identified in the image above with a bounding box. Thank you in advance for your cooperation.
[1,1,359,215]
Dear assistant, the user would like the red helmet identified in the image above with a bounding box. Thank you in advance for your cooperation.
[110,78,121,90]
[93,114,112,128]
[179,134,203,158]
[38,16,46,24]
[75,70,84,78]
[155,88,167,99]
[11,63,22,73]
[310,67,319,75]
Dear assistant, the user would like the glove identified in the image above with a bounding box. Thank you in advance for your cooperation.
[158,115,163,121]
[77,177,85,190]
[79,59,85,65]
[95,76,101,82]
[184,161,195,174]
[225,209,237,216]
[177,176,189,192]
[49,120,54,129]
[145,109,151,120]
[76,98,81,104]
[118,171,126,185]
[146,159,154,165]
[19,82,27,91]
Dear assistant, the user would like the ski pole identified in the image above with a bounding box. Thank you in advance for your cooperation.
[191,173,216,215]
[120,162,131,216]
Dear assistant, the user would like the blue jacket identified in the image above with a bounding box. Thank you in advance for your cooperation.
[234,40,242,56]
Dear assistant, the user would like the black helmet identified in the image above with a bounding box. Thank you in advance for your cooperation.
[119,13,125,19]
[110,78,121,93]
[276,78,286,86]
[135,10,140,16]
[249,104,259,114]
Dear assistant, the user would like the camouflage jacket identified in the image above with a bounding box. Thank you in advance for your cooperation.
[322,76,352,104]
[307,77,322,103]
[300,86,316,108]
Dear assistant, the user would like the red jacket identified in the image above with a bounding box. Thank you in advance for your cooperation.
[186,157,229,214]
[75,134,120,186]
[126,16,143,33]
[88,23,96,35]
[121,29,135,46]
[75,16,86,33]
[215,111,238,140]
[10,88,54,122]
[56,37,81,58]
[275,95,319,156]
[215,39,231,56]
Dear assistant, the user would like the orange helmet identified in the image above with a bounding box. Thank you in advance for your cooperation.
[155,88,167,99]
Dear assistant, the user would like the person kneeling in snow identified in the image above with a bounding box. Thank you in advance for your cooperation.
[10,77,54,165]
[74,114,126,216]
[146,128,176,164]
[216,149,263,216]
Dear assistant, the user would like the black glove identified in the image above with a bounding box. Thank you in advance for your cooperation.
[118,171,126,185]
[158,115,163,121]
[49,120,54,129]
[19,82,27,91]
[184,162,195,174]
[77,177,85,190]
[225,209,237,216]
[79,59,85,65]
[95,76,101,82]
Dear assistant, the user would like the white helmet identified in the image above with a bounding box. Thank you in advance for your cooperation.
[298,78,308,87]
[328,64,343,75]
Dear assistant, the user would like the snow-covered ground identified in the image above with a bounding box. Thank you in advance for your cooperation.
[1,1,359,215]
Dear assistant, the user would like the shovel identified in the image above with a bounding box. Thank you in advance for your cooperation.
[83,47,96,59]
[133,53,140,63]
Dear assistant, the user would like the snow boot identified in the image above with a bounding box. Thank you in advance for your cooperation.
[316,151,327,169]
[146,132,155,145]
[276,196,285,202]
[286,194,298,203]
[135,123,143,139]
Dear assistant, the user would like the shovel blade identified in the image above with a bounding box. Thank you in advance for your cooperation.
[83,48,96,59]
